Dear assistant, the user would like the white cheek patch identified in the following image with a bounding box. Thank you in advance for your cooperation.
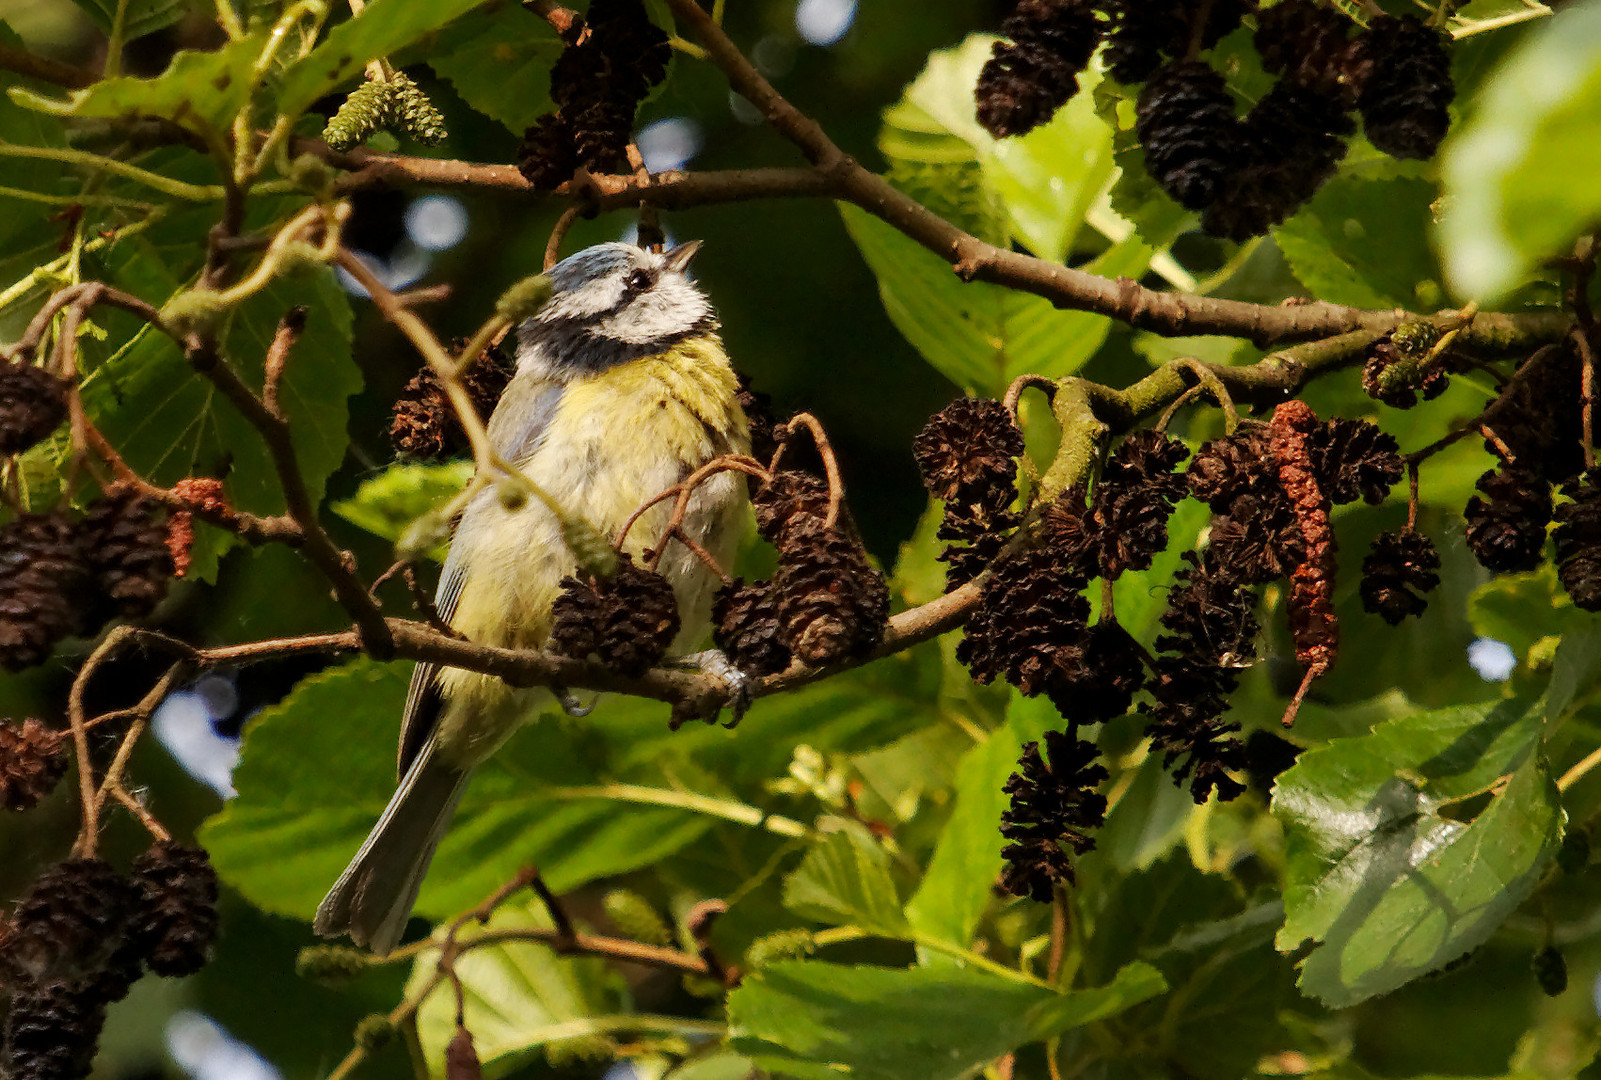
[598,278,711,344]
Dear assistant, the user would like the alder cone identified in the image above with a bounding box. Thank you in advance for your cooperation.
[1253,0,1360,101]
[0,717,66,811]
[0,511,91,672]
[1100,0,1186,84]
[974,0,1101,138]
[1465,465,1552,574]
[1355,14,1454,160]
[1555,470,1601,610]
[1101,0,1250,85]
[1309,417,1403,506]
[1044,620,1145,725]
[1136,61,1242,212]
[2,982,107,1080]
[998,730,1108,901]
[1090,430,1189,577]
[912,397,1023,505]
[1361,529,1441,624]
[753,471,860,552]
[0,859,143,990]
[958,542,1091,694]
[516,113,581,190]
[1201,79,1353,240]
[130,843,220,978]
[81,489,174,624]
[0,361,68,457]
[390,348,513,458]
[771,521,888,666]
[550,559,681,677]
[712,578,791,676]
[736,374,781,465]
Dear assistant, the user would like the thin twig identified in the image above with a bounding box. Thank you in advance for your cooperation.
[772,413,843,530]
[544,202,585,271]
[262,305,308,419]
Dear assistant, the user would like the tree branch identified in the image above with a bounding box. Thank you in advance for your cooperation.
[0,42,96,89]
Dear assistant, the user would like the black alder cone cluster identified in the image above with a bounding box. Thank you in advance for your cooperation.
[0,361,68,457]
[912,396,1418,900]
[973,0,1457,238]
[714,472,890,674]
[1,848,219,1080]
[517,0,671,188]
[390,345,514,459]
[0,489,174,672]
[1450,336,1601,603]
[0,718,67,812]
[549,555,682,676]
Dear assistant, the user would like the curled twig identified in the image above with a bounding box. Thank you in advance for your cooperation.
[769,413,843,531]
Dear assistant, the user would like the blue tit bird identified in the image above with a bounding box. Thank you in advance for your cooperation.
[314,240,750,953]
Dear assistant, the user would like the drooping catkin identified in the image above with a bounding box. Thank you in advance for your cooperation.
[1269,401,1337,727]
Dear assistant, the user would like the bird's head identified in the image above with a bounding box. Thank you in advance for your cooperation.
[517,241,715,377]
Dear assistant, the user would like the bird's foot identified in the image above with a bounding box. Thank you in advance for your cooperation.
[673,650,753,728]
[555,687,595,717]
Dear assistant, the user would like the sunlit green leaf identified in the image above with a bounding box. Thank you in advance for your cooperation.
[1438,0,1601,300]
[1274,696,1564,1006]
[728,959,1165,1080]
[840,202,1114,397]
[783,824,910,938]
[11,33,266,136]
[407,898,624,1079]
[904,694,1054,947]
[1276,175,1445,310]
[276,0,490,119]
[332,460,472,558]
[882,35,1119,262]
[428,3,563,135]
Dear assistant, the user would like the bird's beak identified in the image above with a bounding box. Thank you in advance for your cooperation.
[662,239,702,273]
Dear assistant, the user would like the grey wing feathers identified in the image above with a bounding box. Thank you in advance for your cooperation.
[395,378,562,778]
[397,554,465,777]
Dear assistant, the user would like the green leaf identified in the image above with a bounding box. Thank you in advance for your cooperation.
[428,4,563,135]
[1438,0,1601,301]
[1275,175,1445,310]
[66,0,185,40]
[904,694,1055,947]
[1467,566,1579,661]
[727,959,1165,1080]
[783,824,910,938]
[11,33,267,136]
[277,0,491,120]
[1273,697,1564,1006]
[840,202,1113,397]
[80,267,359,522]
[407,897,622,1079]
[331,460,472,557]
[1093,750,1194,872]
[881,34,1119,261]
[1545,619,1601,721]
[200,659,715,921]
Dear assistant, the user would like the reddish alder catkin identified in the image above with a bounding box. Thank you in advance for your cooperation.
[1270,400,1338,726]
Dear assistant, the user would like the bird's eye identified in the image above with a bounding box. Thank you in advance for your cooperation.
[626,269,652,292]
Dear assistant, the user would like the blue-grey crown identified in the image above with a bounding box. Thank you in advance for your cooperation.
[515,242,717,378]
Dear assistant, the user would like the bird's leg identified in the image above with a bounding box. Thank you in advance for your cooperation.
[672,649,753,726]
[555,687,595,717]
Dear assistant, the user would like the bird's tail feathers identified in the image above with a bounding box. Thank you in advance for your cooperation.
[313,744,470,955]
